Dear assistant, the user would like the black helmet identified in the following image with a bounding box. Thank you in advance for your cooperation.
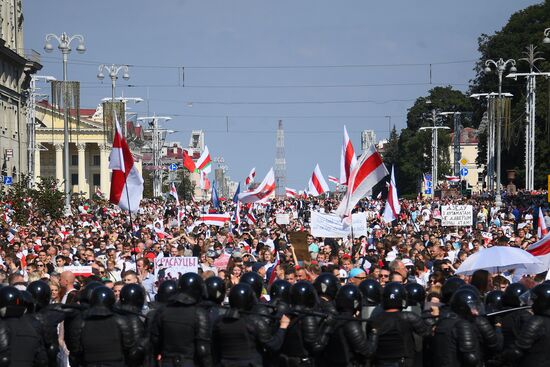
[530,283,550,316]
[450,288,484,319]
[485,290,504,313]
[382,282,407,310]
[335,284,362,313]
[229,283,257,311]
[269,279,291,303]
[20,290,35,314]
[205,276,226,304]
[313,273,339,301]
[27,280,51,310]
[79,281,103,305]
[358,279,382,306]
[90,286,115,309]
[239,272,264,298]
[0,286,24,318]
[405,283,426,307]
[290,281,318,309]
[120,284,145,309]
[441,277,466,304]
[156,280,177,303]
[178,272,205,303]
[502,283,528,307]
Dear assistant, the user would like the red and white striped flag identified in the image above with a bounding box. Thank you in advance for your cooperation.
[382,165,401,223]
[200,171,211,191]
[194,213,231,226]
[238,168,276,204]
[538,207,548,239]
[336,144,388,217]
[245,167,256,185]
[445,175,460,183]
[328,176,339,185]
[285,187,298,198]
[233,201,242,228]
[267,251,280,285]
[527,233,550,272]
[109,114,144,212]
[308,164,330,197]
[246,209,257,225]
[339,125,358,185]
[196,146,212,173]
[169,183,179,205]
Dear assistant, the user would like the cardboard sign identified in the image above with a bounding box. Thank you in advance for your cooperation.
[155,256,199,280]
[310,212,368,238]
[441,205,473,226]
[287,231,309,261]
[276,213,290,225]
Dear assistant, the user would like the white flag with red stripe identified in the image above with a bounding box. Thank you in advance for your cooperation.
[527,233,550,272]
[245,167,256,185]
[538,207,548,239]
[238,168,276,204]
[285,187,298,198]
[328,176,339,185]
[336,144,388,217]
[194,213,231,226]
[308,164,330,196]
[445,175,460,183]
[339,125,358,185]
[382,165,401,223]
[169,183,180,205]
[196,146,212,174]
[233,201,242,228]
[246,209,257,225]
[109,114,144,212]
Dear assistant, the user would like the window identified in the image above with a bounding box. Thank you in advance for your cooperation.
[71,174,78,185]
[92,155,100,166]
[71,155,78,166]
[93,174,100,186]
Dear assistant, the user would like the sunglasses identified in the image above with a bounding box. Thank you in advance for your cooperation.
[37,264,44,267]
[379,274,390,278]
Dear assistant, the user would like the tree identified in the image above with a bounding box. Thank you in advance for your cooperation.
[176,171,195,201]
[32,177,66,220]
[383,125,400,170]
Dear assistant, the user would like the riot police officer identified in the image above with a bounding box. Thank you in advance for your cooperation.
[439,277,466,317]
[358,278,382,319]
[27,280,65,367]
[155,279,178,305]
[432,287,483,367]
[269,279,292,317]
[149,272,212,366]
[313,273,339,315]
[370,282,430,367]
[280,281,333,367]
[212,283,289,366]
[116,283,147,367]
[503,282,550,366]
[501,283,531,351]
[68,286,136,367]
[203,276,227,325]
[0,286,46,366]
[325,284,378,367]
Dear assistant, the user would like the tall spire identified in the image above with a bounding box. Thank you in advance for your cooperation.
[275,120,286,197]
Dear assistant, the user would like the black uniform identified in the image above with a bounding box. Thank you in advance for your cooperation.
[29,304,65,367]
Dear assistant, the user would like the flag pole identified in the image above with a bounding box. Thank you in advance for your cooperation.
[123,176,137,264]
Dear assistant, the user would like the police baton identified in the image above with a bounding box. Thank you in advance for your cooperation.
[485,305,531,317]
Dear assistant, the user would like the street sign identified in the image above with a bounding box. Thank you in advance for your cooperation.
[459,158,468,166]
[169,163,178,171]
[3,176,12,185]
[425,188,432,195]
[426,181,433,188]
[460,167,468,177]
[5,149,13,158]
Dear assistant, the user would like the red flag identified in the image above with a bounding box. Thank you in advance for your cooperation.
[183,150,196,173]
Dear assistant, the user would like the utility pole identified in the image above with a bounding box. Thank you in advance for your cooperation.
[440,112,462,177]
[139,116,172,197]
[507,45,550,191]
[419,108,450,188]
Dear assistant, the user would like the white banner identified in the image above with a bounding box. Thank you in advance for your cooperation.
[310,211,368,238]
[155,256,199,279]
[276,213,290,225]
[441,205,473,226]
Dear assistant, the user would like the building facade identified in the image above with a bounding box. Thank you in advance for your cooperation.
[449,127,485,193]
[0,0,41,181]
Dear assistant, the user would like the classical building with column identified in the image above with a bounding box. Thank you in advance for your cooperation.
[33,101,143,198]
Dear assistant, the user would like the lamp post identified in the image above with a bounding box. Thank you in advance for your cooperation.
[44,32,86,214]
[97,64,130,104]
[484,58,516,207]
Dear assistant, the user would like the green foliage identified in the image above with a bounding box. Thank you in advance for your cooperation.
[33,177,65,220]
[8,176,32,225]
[383,125,400,170]
[177,171,195,202]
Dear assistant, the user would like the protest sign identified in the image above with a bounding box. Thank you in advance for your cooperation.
[310,212,368,238]
[276,213,290,225]
[441,205,473,226]
[63,266,93,277]
[287,231,309,260]
[155,256,199,279]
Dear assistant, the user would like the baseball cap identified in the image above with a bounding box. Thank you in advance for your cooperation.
[349,268,365,278]
[308,244,319,253]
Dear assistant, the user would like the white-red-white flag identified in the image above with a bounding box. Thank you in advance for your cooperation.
[527,233,550,272]
[339,125,358,185]
[308,164,330,197]
[200,171,211,190]
[169,183,179,205]
[233,201,242,228]
[196,146,212,174]
[238,168,276,204]
[336,144,388,217]
[246,167,256,186]
[538,207,548,239]
[194,213,231,226]
[328,176,339,185]
[285,187,298,198]
[382,165,401,223]
[246,209,257,225]
[445,175,460,183]
[109,114,144,212]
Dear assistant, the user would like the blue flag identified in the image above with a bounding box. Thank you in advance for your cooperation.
[232,182,241,203]
[212,181,220,209]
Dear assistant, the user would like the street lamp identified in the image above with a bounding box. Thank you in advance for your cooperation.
[97,64,130,102]
[484,58,516,207]
[543,28,550,44]
[44,32,86,214]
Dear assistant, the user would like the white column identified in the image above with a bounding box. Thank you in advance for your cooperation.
[54,144,63,188]
[77,143,88,197]
[99,144,110,196]
[34,148,41,184]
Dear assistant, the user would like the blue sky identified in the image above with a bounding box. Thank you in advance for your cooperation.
[24,0,540,188]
